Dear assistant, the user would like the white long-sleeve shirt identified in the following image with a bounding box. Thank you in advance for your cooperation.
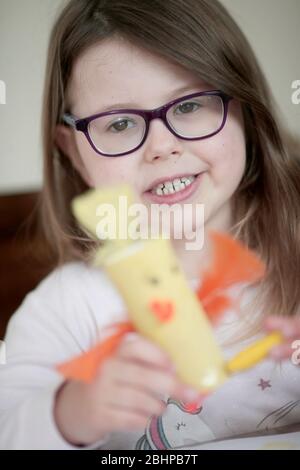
[0,261,299,450]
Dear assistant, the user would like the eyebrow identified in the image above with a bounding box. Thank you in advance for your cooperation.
[98,84,206,113]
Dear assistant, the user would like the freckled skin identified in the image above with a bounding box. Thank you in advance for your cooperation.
[58,37,246,278]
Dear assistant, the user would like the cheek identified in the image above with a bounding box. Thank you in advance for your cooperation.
[75,133,135,187]
[210,132,246,185]
[194,111,246,189]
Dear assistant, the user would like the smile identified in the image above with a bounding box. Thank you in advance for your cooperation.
[144,173,203,204]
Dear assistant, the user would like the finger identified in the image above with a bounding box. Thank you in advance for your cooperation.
[116,336,174,371]
[264,316,300,339]
[106,384,167,418]
[264,316,288,330]
[268,343,295,361]
[111,360,202,404]
[111,360,176,395]
[104,406,155,432]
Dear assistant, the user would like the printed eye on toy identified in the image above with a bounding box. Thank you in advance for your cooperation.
[171,265,180,273]
[148,276,160,285]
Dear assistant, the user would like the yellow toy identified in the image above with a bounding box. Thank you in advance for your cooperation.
[57,185,281,394]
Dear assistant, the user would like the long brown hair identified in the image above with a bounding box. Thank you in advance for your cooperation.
[39,0,300,319]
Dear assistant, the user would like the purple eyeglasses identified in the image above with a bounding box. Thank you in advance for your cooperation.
[63,90,232,157]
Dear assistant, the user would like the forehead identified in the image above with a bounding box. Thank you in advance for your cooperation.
[67,37,208,115]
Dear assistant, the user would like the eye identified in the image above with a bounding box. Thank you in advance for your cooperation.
[174,101,201,115]
[171,265,179,273]
[147,277,160,285]
[107,117,136,133]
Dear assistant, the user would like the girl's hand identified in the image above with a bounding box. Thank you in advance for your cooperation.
[264,315,300,361]
[54,335,201,447]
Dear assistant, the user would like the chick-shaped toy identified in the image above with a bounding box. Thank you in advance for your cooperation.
[58,184,276,393]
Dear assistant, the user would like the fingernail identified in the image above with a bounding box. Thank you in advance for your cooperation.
[184,388,200,401]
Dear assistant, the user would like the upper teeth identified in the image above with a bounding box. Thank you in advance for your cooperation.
[152,175,196,196]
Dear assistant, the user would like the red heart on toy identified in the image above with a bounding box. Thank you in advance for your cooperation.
[149,300,174,323]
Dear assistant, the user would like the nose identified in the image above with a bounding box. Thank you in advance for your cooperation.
[143,118,184,163]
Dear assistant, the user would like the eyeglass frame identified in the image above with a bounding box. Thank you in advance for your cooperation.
[63,90,233,157]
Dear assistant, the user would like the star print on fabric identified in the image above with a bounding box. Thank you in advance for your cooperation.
[258,378,271,390]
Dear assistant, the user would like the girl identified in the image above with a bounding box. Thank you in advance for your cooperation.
[1,0,300,450]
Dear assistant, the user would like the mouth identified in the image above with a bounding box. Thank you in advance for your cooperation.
[143,172,203,204]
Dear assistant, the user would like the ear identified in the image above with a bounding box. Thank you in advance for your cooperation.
[55,124,92,186]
